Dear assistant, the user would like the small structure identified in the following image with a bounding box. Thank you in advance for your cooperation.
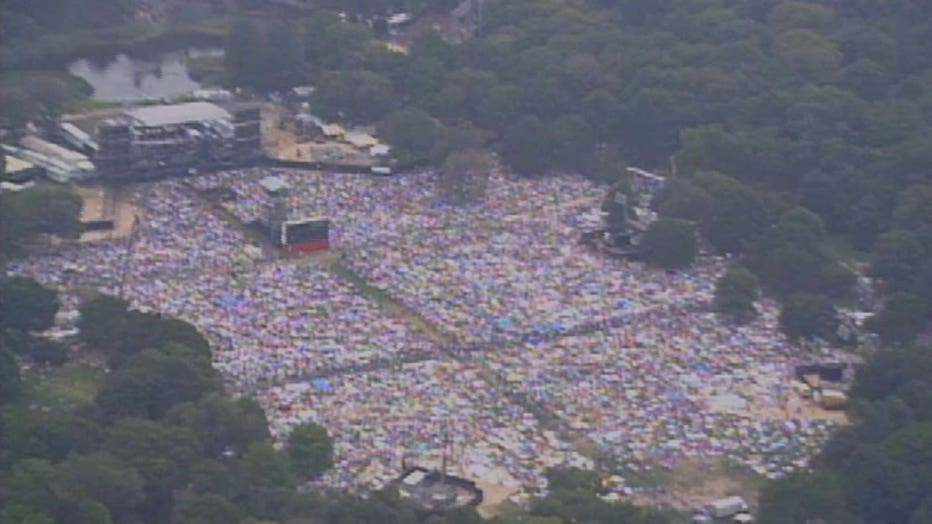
[320,123,345,138]
[3,143,81,183]
[190,89,235,102]
[259,175,289,196]
[794,363,850,384]
[20,135,95,173]
[343,130,379,149]
[59,122,99,153]
[292,86,316,99]
[396,467,483,514]
[370,144,391,157]
[3,154,45,183]
[387,13,414,28]
[280,217,331,253]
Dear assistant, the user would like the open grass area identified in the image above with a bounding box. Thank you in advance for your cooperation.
[188,55,228,87]
[21,364,105,411]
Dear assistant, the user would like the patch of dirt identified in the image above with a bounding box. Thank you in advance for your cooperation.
[624,457,763,513]
[75,184,137,242]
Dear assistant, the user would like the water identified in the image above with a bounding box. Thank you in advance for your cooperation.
[67,48,224,101]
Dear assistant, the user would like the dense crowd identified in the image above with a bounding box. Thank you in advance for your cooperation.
[487,303,839,479]
[9,168,847,500]
[258,359,590,494]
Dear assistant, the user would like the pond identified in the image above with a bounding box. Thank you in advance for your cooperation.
[67,48,223,101]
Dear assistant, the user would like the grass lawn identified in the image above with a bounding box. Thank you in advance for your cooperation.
[21,364,105,411]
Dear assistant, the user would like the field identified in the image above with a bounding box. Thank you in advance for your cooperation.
[21,364,105,410]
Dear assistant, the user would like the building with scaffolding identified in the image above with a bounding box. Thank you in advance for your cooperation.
[91,101,262,179]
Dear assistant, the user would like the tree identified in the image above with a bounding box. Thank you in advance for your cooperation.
[174,494,243,524]
[378,108,439,164]
[95,345,222,420]
[779,293,838,340]
[236,443,296,520]
[865,293,928,345]
[312,70,396,123]
[225,18,264,87]
[654,178,713,223]
[77,295,131,354]
[549,114,595,171]
[189,460,237,498]
[774,207,826,248]
[28,339,67,366]
[286,422,334,480]
[502,115,552,176]
[431,123,489,164]
[714,266,760,321]
[438,148,495,205]
[773,29,842,83]
[78,296,210,367]
[1,504,55,524]
[0,347,21,405]
[640,218,698,269]
[263,21,305,89]
[584,143,627,185]
[167,393,270,459]
[0,277,58,333]
[1,407,101,462]
[870,229,927,290]
[53,452,145,523]
[106,418,201,493]
[758,471,853,524]
[692,171,769,253]
[0,459,60,519]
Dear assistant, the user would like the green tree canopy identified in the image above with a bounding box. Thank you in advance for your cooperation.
[0,347,22,405]
[779,292,838,340]
[714,266,760,321]
[106,418,202,492]
[1,407,101,462]
[0,186,82,260]
[173,493,243,524]
[437,148,495,204]
[757,471,853,524]
[286,422,334,480]
[865,293,928,346]
[54,452,145,523]
[378,108,439,164]
[639,218,698,269]
[78,295,210,367]
[0,277,58,333]
[167,393,270,459]
[95,345,222,420]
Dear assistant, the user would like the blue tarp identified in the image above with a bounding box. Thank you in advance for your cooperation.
[219,295,242,307]
[312,378,333,391]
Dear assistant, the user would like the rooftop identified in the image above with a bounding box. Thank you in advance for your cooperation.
[125,102,232,127]
[5,155,36,174]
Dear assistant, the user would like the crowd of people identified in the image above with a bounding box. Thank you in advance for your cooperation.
[258,359,589,494]
[485,303,840,480]
[9,168,848,500]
